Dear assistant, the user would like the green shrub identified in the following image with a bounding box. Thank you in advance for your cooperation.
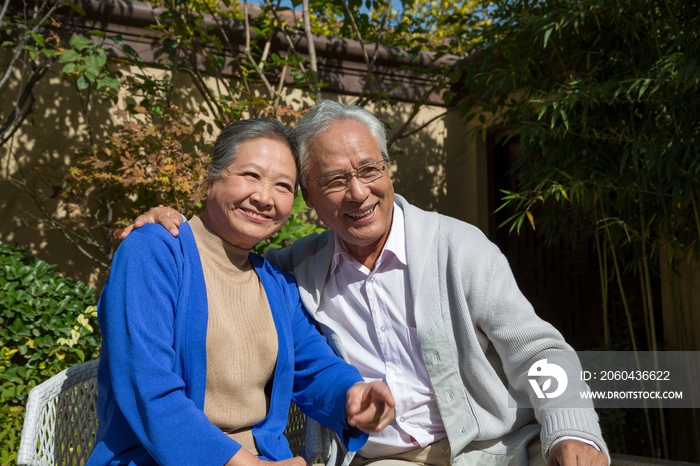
[0,242,99,466]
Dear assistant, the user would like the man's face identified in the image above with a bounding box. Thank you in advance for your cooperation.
[302,120,394,264]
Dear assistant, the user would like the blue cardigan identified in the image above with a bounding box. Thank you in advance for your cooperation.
[87,224,367,466]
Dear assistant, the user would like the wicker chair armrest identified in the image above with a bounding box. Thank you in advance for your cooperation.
[17,359,100,466]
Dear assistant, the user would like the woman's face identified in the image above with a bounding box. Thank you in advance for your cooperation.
[202,137,297,249]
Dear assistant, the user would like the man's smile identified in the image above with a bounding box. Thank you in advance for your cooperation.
[346,205,377,220]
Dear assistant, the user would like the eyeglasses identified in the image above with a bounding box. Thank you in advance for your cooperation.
[311,160,387,193]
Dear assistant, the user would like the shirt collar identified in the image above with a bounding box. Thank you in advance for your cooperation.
[330,202,406,274]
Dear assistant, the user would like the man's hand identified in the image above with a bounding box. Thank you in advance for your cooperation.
[117,206,184,239]
[547,439,607,466]
[224,446,305,466]
[346,381,395,433]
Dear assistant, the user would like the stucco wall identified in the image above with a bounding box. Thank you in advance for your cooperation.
[1,60,118,286]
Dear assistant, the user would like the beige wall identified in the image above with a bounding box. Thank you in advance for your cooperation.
[1,61,469,287]
[1,61,118,286]
[370,103,489,234]
[441,107,497,236]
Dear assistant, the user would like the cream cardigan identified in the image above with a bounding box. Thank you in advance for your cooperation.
[266,194,608,466]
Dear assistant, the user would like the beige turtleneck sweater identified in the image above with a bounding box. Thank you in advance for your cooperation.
[189,216,278,456]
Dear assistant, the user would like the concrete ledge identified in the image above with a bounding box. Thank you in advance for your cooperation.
[611,453,700,466]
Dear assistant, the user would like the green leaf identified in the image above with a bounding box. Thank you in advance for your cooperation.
[289,69,304,82]
[448,68,462,82]
[270,53,283,66]
[69,34,94,52]
[543,27,553,47]
[27,31,45,47]
[162,40,179,53]
[62,62,77,74]
[66,2,86,15]
[559,108,569,130]
[83,69,96,81]
[72,348,85,362]
[98,75,121,90]
[637,78,651,99]
[120,44,139,58]
[159,9,179,20]
[76,75,89,90]
[88,30,107,39]
[58,49,82,63]
[84,53,105,72]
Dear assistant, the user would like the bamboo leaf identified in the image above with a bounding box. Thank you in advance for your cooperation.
[560,186,569,201]
[560,108,569,130]
[543,27,553,47]
[526,211,535,229]
[638,78,651,99]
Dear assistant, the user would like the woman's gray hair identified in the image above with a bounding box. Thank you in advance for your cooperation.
[209,118,298,183]
[294,100,389,187]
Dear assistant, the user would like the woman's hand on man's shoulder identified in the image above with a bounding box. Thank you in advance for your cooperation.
[118,206,184,239]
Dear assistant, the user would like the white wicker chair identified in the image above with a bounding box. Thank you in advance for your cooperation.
[17,359,100,466]
[17,359,328,465]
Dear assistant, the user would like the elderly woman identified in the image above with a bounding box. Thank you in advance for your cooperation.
[87,119,394,466]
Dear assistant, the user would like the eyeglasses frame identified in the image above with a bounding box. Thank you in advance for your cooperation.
[310,159,387,192]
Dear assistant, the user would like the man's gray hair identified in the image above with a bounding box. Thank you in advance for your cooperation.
[294,100,389,187]
[210,118,298,182]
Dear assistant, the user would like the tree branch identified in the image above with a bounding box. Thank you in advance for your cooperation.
[181,65,223,124]
[389,107,456,146]
[301,0,319,102]
[243,0,276,100]
[355,0,392,107]
[0,54,55,146]
[262,0,317,95]
[0,0,11,27]
[9,178,111,269]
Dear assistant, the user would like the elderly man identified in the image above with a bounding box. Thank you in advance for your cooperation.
[127,100,608,466]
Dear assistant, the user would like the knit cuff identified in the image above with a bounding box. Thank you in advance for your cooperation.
[541,409,610,463]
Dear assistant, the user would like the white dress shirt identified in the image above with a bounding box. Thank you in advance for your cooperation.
[315,204,446,457]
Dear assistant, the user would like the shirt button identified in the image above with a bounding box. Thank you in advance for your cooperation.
[399,417,405,422]
[368,277,374,283]
[390,374,397,381]
[380,326,387,333]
